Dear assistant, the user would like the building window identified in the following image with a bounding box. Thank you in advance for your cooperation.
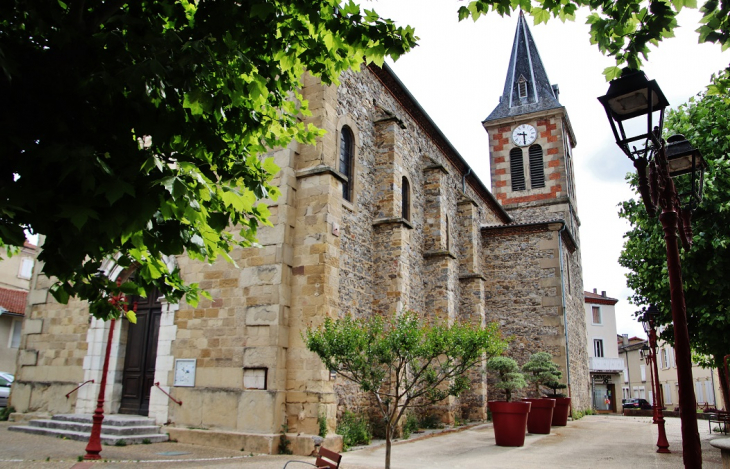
[9,320,22,348]
[661,349,669,369]
[510,147,525,191]
[639,386,646,399]
[517,75,528,99]
[640,365,646,382]
[340,126,354,202]
[592,306,601,325]
[401,176,410,221]
[695,381,705,403]
[528,144,545,188]
[663,383,672,405]
[593,339,604,358]
[622,386,630,400]
[706,381,715,405]
[18,257,34,280]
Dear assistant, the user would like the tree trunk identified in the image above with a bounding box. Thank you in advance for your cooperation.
[384,423,392,469]
[717,357,729,410]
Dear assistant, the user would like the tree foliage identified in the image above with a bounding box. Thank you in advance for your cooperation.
[304,311,507,469]
[521,351,565,398]
[0,0,416,318]
[618,68,730,405]
[486,356,527,402]
[458,0,730,80]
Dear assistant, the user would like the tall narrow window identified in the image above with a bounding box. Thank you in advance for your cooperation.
[529,144,545,188]
[509,147,525,191]
[592,306,601,324]
[340,126,354,201]
[593,339,604,358]
[401,176,410,221]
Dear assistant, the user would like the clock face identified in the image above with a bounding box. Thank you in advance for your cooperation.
[512,124,537,147]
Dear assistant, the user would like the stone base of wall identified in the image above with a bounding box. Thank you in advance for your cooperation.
[8,411,52,424]
[165,427,343,456]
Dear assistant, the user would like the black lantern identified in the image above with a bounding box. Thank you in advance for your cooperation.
[641,343,651,363]
[597,69,670,161]
[640,305,660,332]
[665,134,705,210]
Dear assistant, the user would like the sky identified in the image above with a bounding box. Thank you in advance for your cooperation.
[366,0,729,339]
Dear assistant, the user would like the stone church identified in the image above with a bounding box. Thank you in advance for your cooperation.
[11,13,589,454]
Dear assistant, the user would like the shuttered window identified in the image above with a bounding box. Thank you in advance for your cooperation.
[529,144,545,188]
[510,147,525,191]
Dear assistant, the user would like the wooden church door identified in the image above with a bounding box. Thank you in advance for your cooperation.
[119,290,161,416]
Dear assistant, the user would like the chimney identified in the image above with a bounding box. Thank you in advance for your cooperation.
[602,291,606,298]
[622,334,629,346]
[593,288,597,294]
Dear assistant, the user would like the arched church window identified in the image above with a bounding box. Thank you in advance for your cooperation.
[529,144,545,189]
[510,147,526,191]
[401,176,410,221]
[340,126,354,201]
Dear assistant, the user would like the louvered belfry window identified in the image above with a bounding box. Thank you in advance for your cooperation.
[340,126,354,201]
[529,144,545,189]
[517,75,528,99]
[510,147,526,191]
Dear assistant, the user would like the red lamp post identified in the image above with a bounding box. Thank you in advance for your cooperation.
[84,284,134,460]
[599,69,705,468]
[641,343,659,424]
[641,307,670,453]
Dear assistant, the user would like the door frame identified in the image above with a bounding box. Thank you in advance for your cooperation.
[74,258,181,424]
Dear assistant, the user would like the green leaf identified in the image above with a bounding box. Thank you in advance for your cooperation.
[603,66,623,81]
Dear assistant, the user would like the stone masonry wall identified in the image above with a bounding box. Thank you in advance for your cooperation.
[11,264,87,415]
[332,66,506,424]
[482,228,567,400]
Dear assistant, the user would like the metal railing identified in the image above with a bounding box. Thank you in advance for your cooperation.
[154,382,182,406]
[66,380,94,399]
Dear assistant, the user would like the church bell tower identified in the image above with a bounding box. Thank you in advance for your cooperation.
[482,11,579,235]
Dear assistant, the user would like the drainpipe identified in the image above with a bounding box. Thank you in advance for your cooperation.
[557,223,572,398]
[462,168,472,193]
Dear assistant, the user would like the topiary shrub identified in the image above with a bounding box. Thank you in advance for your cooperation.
[487,356,527,402]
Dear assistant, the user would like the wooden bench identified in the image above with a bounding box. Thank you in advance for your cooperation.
[283,447,342,469]
[708,411,730,435]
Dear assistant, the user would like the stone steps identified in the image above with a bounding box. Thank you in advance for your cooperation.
[8,413,169,445]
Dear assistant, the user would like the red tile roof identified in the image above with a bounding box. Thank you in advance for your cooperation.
[584,290,619,305]
[0,287,27,315]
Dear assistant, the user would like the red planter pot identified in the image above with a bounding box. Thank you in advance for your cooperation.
[523,398,555,434]
[550,397,572,426]
[488,400,531,447]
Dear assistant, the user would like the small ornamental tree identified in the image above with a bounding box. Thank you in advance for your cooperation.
[304,311,507,469]
[521,352,564,398]
[486,356,527,402]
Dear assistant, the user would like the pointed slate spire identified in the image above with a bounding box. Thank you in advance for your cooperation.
[483,11,562,123]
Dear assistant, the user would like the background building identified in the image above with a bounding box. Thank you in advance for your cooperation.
[584,289,623,412]
[0,240,37,374]
[618,333,725,411]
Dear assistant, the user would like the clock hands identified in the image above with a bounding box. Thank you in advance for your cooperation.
[518,131,527,145]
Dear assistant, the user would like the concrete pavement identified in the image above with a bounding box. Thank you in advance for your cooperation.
[1,415,726,468]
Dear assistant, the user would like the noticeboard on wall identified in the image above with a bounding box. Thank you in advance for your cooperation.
[174,359,196,387]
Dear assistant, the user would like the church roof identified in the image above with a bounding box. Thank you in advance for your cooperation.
[483,11,562,123]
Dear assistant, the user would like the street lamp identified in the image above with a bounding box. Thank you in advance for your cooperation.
[641,307,670,453]
[640,344,659,424]
[599,69,705,469]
